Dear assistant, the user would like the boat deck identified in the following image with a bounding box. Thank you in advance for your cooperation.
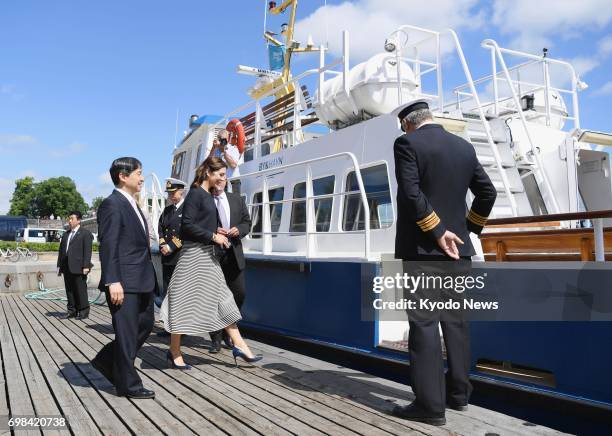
[0,294,570,435]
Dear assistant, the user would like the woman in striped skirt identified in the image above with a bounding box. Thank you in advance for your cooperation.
[160,157,261,368]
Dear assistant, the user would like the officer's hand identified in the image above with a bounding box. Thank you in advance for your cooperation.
[216,227,228,236]
[436,231,464,260]
[227,227,239,238]
[160,245,171,256]
[109,283,124,306]
[213,233,231,249]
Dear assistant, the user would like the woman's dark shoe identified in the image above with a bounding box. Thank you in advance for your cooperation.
[232,346,263,367]
[166,350,192,370]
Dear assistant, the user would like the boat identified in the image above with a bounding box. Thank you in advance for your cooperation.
[145,0,612,417]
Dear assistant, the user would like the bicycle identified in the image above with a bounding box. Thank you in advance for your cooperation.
[0,247,19,262]
[14,246,39,262]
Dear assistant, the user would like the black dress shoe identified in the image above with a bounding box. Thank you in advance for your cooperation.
[76,310,89,320]
[391,403,446,426]
[91,358,114,384]
[60,311,77,319]
[124,388,155,399]
[447,401,468,411]
[208,341,221,354]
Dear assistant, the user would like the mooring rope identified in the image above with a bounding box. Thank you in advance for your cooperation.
[24,279,106,305]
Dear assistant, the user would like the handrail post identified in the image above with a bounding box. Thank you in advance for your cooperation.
[254,101,262,147]
[396,42,403,105]
[436,33,443,111]
[262,177,272,255]
[305,164,315,258]
[542,57,551,127]
[491,47,499,116]
[593,218,605,262]
[319,45,325,105]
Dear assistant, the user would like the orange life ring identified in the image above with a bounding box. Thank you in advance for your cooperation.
[226,119,245,154]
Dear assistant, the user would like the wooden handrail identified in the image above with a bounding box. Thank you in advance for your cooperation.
[487,210,612,226]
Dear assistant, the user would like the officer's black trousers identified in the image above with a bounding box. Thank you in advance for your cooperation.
[404,256,472,414]
[62,261,89,314]
[93,291,154,394]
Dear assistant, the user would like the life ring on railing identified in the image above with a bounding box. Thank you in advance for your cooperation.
[226,118,245,154]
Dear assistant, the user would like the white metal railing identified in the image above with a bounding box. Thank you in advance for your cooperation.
[454,41,581,130]
[479,40,561,214]
[234,151,372,259]
[384,26,518,216]
[141,173,165,244]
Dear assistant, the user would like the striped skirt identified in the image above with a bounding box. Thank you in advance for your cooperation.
[160,242,241,335]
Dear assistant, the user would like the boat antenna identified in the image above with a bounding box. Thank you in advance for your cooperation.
[324,0,329,49]
[263,0,268,43]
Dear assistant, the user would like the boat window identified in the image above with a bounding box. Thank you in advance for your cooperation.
[290,176,335,233]
[171,152,185,179]
[195,143,205,168]
[342,164,393,231]
[244,147,254,162]
[250,187,285,238]
[261,142,270,157]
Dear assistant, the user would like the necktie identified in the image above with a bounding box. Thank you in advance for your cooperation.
[66,231,75,253]
[215,196,230,230]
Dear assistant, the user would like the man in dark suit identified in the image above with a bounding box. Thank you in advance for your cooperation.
[208,176,251,353]
[156,177,186,309]
[57,210,93,320]
[91,157,157,400]
[391,100,497,426]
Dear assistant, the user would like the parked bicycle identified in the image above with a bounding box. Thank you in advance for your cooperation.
[0,247,19,262]
[14,246,39,262]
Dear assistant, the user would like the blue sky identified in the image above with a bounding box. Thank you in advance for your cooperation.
[1,0,611,214]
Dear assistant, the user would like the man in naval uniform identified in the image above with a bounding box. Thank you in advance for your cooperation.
[156,178,186,310]
[391,100,497,426]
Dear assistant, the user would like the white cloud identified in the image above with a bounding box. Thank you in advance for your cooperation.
[598,36,612,58]
[0,178,14,215]
[569,56,600,76]
[594,81,612,96]
[0,134,37,146]
[49,141,87,159]
[294,0,484,62]
[98,172,113,185]
[492,0,612,52]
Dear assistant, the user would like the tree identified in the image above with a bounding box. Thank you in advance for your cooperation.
[7,176,88,218]
[91,196,105,211]
[8,177,36,216]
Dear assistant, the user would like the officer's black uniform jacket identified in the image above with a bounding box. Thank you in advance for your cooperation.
[394,123,497,258]
[158,202,184,266]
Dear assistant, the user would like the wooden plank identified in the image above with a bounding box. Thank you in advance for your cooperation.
[40,299,260,436]
[220,338,567,436]
[14,297,132,435]
[22,298,172,435]
[78,302,318,436]
[5,296,100,435]
[0,299,40,436]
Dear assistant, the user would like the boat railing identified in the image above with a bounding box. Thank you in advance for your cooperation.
[386,26,519,217]
[454,41,582,130]
[140,173,165,244]
[233,151,372,260]
[484,210,612,262]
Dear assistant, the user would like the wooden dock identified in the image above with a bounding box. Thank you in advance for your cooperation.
[0,294,571,435]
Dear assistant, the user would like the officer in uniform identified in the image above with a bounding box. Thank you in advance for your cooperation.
[156,178,186,310]
[391,100,497,426]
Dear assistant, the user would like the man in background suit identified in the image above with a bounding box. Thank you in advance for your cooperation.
[57,210,93,320]
[392,100,497,426]
[91,157,157,399]
[208,176,251,353]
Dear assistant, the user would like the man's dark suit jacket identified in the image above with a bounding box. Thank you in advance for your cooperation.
[57,227,94,275]
[97,190,156,293]
[394,124,497,259]
[225,192,251,271]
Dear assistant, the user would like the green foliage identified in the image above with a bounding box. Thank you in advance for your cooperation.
[91,196,105,211]
[8,176,36,216]
[0,241,99,252]
[8,176,88,218]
